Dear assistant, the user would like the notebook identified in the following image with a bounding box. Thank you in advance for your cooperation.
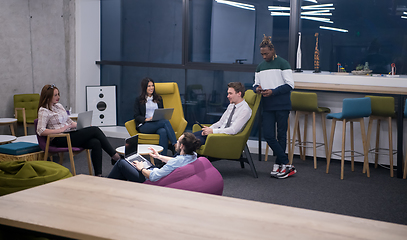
[76,111,93,130]
[151,108,174,121]
[124,135,153,169]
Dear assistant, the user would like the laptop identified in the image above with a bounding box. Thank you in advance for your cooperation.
[151,108,174,121]
[76,111,93,130]
[124,135,153,169]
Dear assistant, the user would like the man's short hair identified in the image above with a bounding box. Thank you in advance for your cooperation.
[227,82,245,98]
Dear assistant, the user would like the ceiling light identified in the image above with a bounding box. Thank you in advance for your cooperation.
[268,6,290,11]
[302,16,333,23]
[304,0,318,3]
[402,16,407,19]
[302,4,334,9]
[301,10,332,16]
[319,26,348,32]
[270,12,290,16]
[215,0,255,11]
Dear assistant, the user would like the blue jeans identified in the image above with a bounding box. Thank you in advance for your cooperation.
[107,159,157,182]
[263,110,290,165]
[138,119,177,156]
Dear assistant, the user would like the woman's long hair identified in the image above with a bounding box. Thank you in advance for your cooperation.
[38,84,59,111]
[139,77,162,104]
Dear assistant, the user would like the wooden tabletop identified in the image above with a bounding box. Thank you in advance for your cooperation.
[0,175,406,240]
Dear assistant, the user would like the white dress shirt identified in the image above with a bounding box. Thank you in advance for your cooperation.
[210,100,252,135]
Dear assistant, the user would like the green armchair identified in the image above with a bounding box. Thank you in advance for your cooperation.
[192,90,261,178]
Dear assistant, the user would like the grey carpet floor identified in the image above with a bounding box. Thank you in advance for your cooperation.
[56,137,407,225]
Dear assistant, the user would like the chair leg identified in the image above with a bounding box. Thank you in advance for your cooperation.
[303,113,308,160]
[58,152,64,165]
[86,149,93,175]
[341,120,346,180]
[287,116,291,161]
[265,144,269,162]
[312,112,317,169]
[290,111,300,164]
[326,119,337,174]
[388,117,393,177]
[403,147,407,179]
[375,119,381,168]
[44,136,51,161]
[350,121,354,172]
[66,135,76,176]
[359,118,370,177]
[244,145,258,178]
[366,117,374,170]
[321,113,328,160]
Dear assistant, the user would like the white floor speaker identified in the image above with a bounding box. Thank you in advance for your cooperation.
[86,86,117,126]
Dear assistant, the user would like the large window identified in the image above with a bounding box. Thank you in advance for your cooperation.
[100,0,407,128]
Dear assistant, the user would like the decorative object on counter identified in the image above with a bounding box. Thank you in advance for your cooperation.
[336,63,347,73]
[391,63,396,75]
[313,33,320,73]
[351,62,372,75]
[295,32,302,72]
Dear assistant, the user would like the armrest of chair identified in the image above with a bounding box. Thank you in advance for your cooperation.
[174,118,188,139]
[43,133,73,161]
[125,119,139,137]
[198,132,247,160]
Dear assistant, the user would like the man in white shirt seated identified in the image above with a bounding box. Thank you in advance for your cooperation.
[193,82,252,145]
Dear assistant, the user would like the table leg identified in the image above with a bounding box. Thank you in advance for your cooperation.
[9,123,15,136]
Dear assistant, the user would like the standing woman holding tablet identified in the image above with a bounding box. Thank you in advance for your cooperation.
[134,78,177,156]
[36,84,121,176]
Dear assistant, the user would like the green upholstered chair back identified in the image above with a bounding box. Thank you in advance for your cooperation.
[196,90,261,160]
[14,94,40,123]
[291,91,319,112]
[365,95,396,117]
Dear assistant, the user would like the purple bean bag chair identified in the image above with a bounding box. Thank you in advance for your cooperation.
[144,157,224,195]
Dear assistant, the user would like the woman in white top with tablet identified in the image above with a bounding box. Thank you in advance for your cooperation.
[133,78,177,156]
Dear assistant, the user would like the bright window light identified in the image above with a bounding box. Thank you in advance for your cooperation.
[215,0,255,11]
[319,26,348,32]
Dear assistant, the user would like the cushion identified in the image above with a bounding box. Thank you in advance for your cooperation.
[0,161,72,196]
[144,157,224,195]
[0,142,41,155]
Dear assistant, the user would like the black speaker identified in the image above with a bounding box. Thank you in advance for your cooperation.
[86,86,116,126]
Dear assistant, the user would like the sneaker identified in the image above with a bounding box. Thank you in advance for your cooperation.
[276,165,297,179]
[270,164,281,178]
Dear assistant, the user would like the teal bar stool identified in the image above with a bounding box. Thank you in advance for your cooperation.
[289,91,330,169]
[365,95,397,177]
[326,97,371,180]
[403,99,407,179]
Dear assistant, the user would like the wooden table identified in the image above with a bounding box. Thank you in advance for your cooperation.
[0,175,406,240]
[0,135,17,145]
[0,118,17,136]
[116,144,163,165]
